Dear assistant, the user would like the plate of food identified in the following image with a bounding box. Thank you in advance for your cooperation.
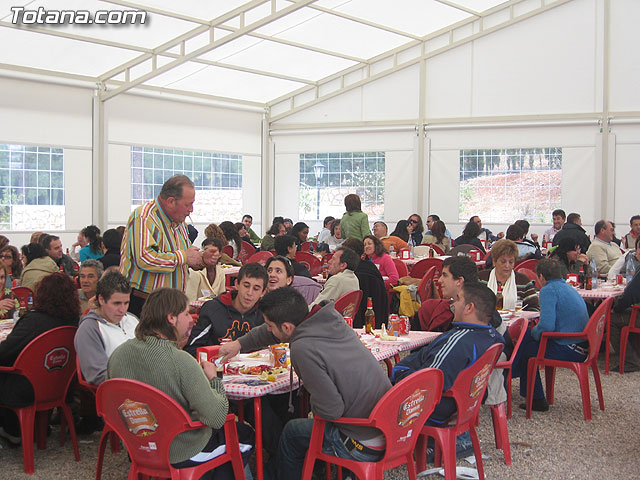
[225,364,288,381]
[374,334,409,344]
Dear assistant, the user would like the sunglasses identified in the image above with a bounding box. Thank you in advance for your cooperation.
[409,219,419,224]
[0,254,12,259]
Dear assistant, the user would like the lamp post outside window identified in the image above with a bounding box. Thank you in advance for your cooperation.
[313,161,325,220]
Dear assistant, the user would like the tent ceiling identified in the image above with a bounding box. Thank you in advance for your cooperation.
[0,0,517,106]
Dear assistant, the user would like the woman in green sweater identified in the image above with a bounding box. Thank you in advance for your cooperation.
[340,193,371,240]
[107,288,254,479]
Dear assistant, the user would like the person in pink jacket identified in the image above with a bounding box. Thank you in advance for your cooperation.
[363,235,399,287]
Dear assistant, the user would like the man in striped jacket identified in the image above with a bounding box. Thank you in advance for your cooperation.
[392,282,504,425]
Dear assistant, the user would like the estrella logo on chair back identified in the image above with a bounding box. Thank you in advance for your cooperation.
[44,347,70,371]
[397,388,427,428]
[118,399,158,437]
[469,363,491,398]
[596,314,606,335]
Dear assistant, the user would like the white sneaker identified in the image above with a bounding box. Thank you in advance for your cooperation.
[0,427,21,446]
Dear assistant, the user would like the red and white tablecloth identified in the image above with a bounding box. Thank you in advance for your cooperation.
[0,319,13,342]
[223,372,301,400]
[221,266,241,276]
[577,286,624,299]
[354,329,440,357]
[400,256,485,268]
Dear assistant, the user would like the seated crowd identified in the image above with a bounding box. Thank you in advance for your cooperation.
[1,198,639,480]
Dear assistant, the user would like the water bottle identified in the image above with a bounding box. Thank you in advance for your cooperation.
[626,255,636,285]
[589,256,598,289]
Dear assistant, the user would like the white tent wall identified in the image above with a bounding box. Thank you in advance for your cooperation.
[0,76,93,248]
[270,0,639,241]
[105,94,264,245]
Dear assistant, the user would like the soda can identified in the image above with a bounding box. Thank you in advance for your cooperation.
[271,345,287,368]
[399,316,410,335]
[390,318,401,336]
[387,314,399,329]
[617,274,623,286]
[344,316,353,328]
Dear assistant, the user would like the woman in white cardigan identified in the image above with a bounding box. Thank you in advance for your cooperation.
[185,238,227,302]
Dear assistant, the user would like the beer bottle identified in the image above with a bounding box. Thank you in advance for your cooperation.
[578,266,585,289]
[364,297,375,334]
[496,284,504,311]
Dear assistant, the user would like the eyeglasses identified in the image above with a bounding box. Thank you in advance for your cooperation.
[409,219,418,224]
[0,254,12,259]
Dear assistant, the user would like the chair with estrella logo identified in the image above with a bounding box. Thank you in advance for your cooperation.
[415,343,503,480]
[0,326,79,474]
[301,368,443,480]
[95,378,246,480]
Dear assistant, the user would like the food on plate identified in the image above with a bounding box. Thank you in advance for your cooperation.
[247,352,262,358]
[376,333,399,341]
[224,363,287,381]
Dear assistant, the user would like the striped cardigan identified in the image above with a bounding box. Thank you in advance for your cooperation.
[478,270,540,312]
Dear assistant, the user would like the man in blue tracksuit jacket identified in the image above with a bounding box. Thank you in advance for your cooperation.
[392,282,504,425]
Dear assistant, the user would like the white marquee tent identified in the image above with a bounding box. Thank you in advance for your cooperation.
[0,0,638,246]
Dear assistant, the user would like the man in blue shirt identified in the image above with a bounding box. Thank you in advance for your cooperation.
[513,258,589,412]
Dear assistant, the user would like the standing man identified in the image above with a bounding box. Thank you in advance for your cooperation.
[120,175,203,317]
[242,214,262,244]
[622,215,640,250]
[542,209,566,244]
[586,220,622,276]
[41,234,76,276]
[219,287,391,480]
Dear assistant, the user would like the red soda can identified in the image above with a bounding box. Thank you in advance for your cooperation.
[344,316,353,328]
[617,274,623,285]
[399,316,410,335]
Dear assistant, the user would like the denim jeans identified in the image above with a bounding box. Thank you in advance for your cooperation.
[273,418,384,480]
[513,329,588,399]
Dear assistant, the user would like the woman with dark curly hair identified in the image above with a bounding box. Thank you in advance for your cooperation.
[363,235,399,287]
[454,220,486,254]
[79,225,104,262]
[407,213,424,245]
[203,223,241,266]
[0,245,23,289]
[0,272,80,445]
[219,221,243,260]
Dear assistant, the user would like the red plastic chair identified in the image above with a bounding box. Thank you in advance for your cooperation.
[300,241,317,252]
[11,285,34,308]
[515,258,538,272]
[295,251,323,276]
[415,343,503,479]
[525,297,613,421]
[392,258,409,278]
[619,304,640,374]
[333,290,363,319]
[417,266,438,303]
[495,317,528,419]
[0,326,80,474]
[238,241,255,264]
[222,244,234,259]
[409,258,443,280]
[95,378,246,480]
[515,267,541,290]
[301,368,444,480]
[423,244,445,256]
[246,250,274,265]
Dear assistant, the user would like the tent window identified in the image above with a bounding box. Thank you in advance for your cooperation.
[0,144,65,231]
[459,148,562,224]
[130,146,243,222]
[298,152,385,221]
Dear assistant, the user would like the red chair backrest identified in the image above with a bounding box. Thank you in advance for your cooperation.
[295,251,322,276]
[96,378,209,475]
[392,258,409,278]
[423,244,445,256]
[417,266,438,302]
[584,297,613,363]
[300,241,317,252]
[10,326,77,408]
[239,241,255,264]
[504,317,528,364]
[410,258,443,279]
[367,368,443,460]
[12,286,34,306]
[516,267,541,290]
[246,251,274,265]
[222,245,234,259]
[443,343,503,426]
[333,290,363,319]
[515,259,538,272]
[76,354,97,394]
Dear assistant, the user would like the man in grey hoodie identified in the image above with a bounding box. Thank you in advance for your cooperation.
[220,287,391,480]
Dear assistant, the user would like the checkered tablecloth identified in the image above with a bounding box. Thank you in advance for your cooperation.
[223,372,301,401]
[577,286,624,299]
[221,266,241,276]
[312,275,326,285]
[354,329,440,357]
[0,319,13,343]
[395,330,441,352]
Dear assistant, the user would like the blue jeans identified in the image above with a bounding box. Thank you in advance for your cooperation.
[273,418,384,480]
[513,330,588,399]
